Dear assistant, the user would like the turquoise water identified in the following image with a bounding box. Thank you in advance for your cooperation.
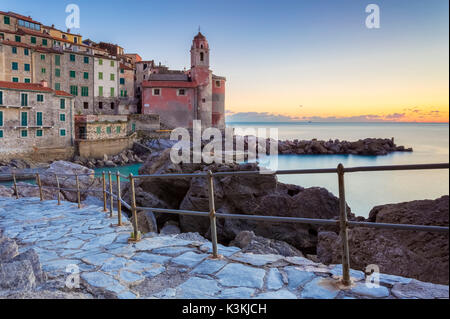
[228,122,449,217]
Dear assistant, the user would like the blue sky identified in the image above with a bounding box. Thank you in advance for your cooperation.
[2,0,449,122]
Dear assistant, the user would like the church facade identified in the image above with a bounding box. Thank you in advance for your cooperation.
[141,33,226,130]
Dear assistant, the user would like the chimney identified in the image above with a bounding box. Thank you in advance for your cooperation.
[67,28,71,33]
[40,80,48,88]
[51,24,54,28]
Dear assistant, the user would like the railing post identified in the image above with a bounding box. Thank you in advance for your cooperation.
[337,163,351,286]
[102,172,107,212]
[75,174,81,209]
[55,173,61,205]
[12,170,19,199]
[36,173,43,201]
[128,173,141,242]
[115,172,123,226]
[108,171,113,218]
[207,170,219,258]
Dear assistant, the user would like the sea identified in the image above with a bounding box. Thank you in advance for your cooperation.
[227,122,449,218]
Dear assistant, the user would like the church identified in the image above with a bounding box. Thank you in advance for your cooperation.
[141,32,226,130]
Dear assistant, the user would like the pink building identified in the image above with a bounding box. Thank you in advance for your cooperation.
[141,32,226,129]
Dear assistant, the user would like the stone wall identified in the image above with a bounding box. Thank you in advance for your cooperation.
[129,114,160,132]
[77,134,136,159]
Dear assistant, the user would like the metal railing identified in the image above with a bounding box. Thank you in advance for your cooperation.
[0,162,448,286]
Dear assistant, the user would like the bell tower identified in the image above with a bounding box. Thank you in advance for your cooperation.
[191,32,210,69]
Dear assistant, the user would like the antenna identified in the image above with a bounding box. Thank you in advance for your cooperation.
[198,26,201,33]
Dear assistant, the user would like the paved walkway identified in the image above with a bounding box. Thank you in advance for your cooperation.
[0,197,448,299]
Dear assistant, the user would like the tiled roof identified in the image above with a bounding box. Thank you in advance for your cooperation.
[0,11,41,25]
[142,80,198,88]
[0,81,72,97]
[148,74,190,81]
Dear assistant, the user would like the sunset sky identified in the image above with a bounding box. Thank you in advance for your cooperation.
[2,0,449,122]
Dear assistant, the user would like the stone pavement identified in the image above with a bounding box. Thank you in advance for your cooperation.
[0,197,448,299]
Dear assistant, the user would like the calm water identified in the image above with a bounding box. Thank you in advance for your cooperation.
[228,122,449,217]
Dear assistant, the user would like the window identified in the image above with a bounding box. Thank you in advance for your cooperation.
[83,102,89,109]
[110,88,115,97]
[40,54,45,60]
[200,52,204,62]
[55,55,61,66]
[60,114,66,122]
[98,102,103,109]
[153,88,161,96]
[70,71,76,78]
[99,59,103,65]
[15,35,21,42]
[120,78,125,85]
[24,48,29,56]
[37,94,44,102]
[132,123,136,132]
[98,72,103,80]
[21,95,28,107]
[178,89,186,96]
[12,77,19,83]
[70,86,78,96]
[81,87,89,97]
[215,80,221,87]
[41,68,46,74]
[31,37,37,44]
[0,91,2,105]
[24,78,31,83]
[120,69,124,74]
[116,126,121,134]
[36,129,43,137]
[24,64,30,72]
[70,54,76,62]
[98,86,103,97]
[83,72,89,80]
[21,111,28,126]
[0,130,3,138]
[55,69,61,77]
[107,126,112,134]
[0,110,3,126]
[110,102,115,110]
[4,16,10,25]
[55,83,61,91]
[110,61,114,67]
[12,47,17,54]
[84,56,89,64]
[21,130,28,138]
[60,129,66,137]
[42,39,47,46]
[96,126,101,134]
[36,112,43,126]
[202,98,206,103]
[110,74,115,81]
[60,99,66,109]
[12,62,18,70]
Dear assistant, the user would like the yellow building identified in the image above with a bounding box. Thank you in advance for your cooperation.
[41,25,82,44]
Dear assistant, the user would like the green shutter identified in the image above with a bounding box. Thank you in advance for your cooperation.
[36,112,43,126]
[110,88,115,97]
[24,64,30,71]
[84,72,89,79]
[4,16,10,25]
[120,78,125,85]
[81,87,89,97]
[0,111,3,126]
[15,35,21,42]
[60,129,66,137]
[99,86,103,97]
[107,127,111,134]
[21,130,28,138]
[21,95,28,107]
[60,114,66,122]
[24,79,31,83]
[96,126,101,134]
[55,55,61,66]
[0,91,2,105]
[21,112,28,126]
[12,47,17,54]
[110,74,115,81]
[55,83,61,91]
[42,39,47,46]
[24,48,29,55]
[99,72,103,80]
[31,37,37,44]
[12,77,19,83]
[55,68,61,77]
[0,130,3,138]
[70,54,76,62]
[36,129,43,137]
[60,99,66,109]
[70,86,78,96]
[12,62,18,70]
[70,70,76,78]
[40,54,45,60]
[116,126,121,134]
[37,94,44,102]
[84,56,89,64]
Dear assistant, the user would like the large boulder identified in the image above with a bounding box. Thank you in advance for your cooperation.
[11,249,46,284]
[0,185,13,198]
[0,237,18,262]
[230,231,304,257]
[0,260,36,291]
[317,196,449,285]
[41,161,95,202]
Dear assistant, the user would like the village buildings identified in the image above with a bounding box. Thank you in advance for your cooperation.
[0,10,227,159]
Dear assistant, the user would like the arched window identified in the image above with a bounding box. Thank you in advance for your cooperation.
[200,44,203,49]
[200,52,204,62]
